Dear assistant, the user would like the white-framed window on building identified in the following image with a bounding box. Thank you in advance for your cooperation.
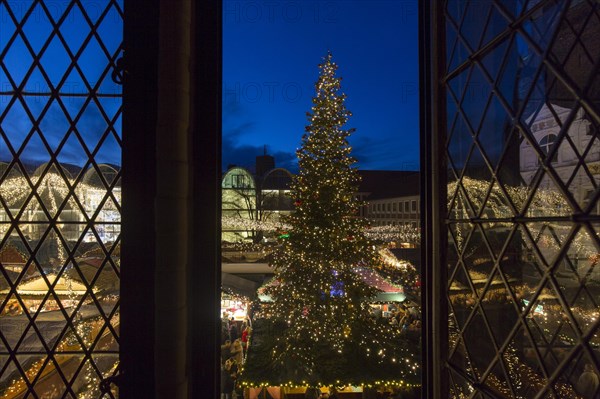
[232,174,249,188]
[539,134,558,163]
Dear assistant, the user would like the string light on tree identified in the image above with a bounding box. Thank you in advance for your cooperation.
[240,52,420,389]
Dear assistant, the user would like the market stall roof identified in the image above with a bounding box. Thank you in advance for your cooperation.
[66,261,119,293]
[257,267,406,303]
[355,266,405,302]
[0,245,27,264]
[389,248,420,270]
[81,243,120,258]
[449,271,516,292]
[0,273,92,297]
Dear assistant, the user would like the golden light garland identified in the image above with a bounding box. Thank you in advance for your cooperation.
[0,171,121,244]
[0,168,121,397]
[222,215,420,244]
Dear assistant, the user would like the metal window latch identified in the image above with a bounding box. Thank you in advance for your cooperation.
[111,54,127,85]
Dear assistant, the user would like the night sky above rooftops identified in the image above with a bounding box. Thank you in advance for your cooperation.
[223,0,419,172]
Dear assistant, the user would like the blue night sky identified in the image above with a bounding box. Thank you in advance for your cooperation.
[223,0,419,172]
[0,1,123,168]
[1,1,418,172]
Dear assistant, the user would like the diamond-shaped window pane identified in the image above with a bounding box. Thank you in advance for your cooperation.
[443,0,600,396]
[0,1,121,396]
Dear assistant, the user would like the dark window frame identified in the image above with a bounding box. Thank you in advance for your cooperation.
[422,0,600,397]
[121,1,222,397]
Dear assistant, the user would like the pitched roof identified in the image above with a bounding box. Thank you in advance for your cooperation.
[354,266,403,293]
[0,273,92,296]
[357,170,420,200]
[0,245,27,264]
[81,243,120,258]
[67,262,119,293]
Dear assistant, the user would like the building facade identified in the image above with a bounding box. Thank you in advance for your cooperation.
[221,155,293,243]
[358,171,421,229]
[521,103,600,214]
[366,195,420,228]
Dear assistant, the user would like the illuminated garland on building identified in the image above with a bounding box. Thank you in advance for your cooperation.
[365,224,420,243]
[0,171,121,270]
[449,177,569,220]
[222,215,420,244]
[449,177,600,267]
[0,169,120,396]
[238,379,420,390]
[448,177,575,252]
[222,215,286,233]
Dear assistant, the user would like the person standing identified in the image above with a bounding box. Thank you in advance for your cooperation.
[228,358,240,399]
[229,317,239,341]
[221,361,235,399]
[577,363,600,398]
[220,340,231,365]
[222,321,230,343]
[230,339,244,365]
[241,326,251,357]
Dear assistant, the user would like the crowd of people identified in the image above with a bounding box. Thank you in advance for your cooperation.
[219,302,424,399]
[370,303,421,333]
[221,314,252,399]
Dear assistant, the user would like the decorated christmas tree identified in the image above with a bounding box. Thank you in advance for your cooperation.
[241,53,420,389]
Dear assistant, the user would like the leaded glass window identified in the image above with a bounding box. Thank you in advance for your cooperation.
[0,1,122,396]
[441,0,600,397]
